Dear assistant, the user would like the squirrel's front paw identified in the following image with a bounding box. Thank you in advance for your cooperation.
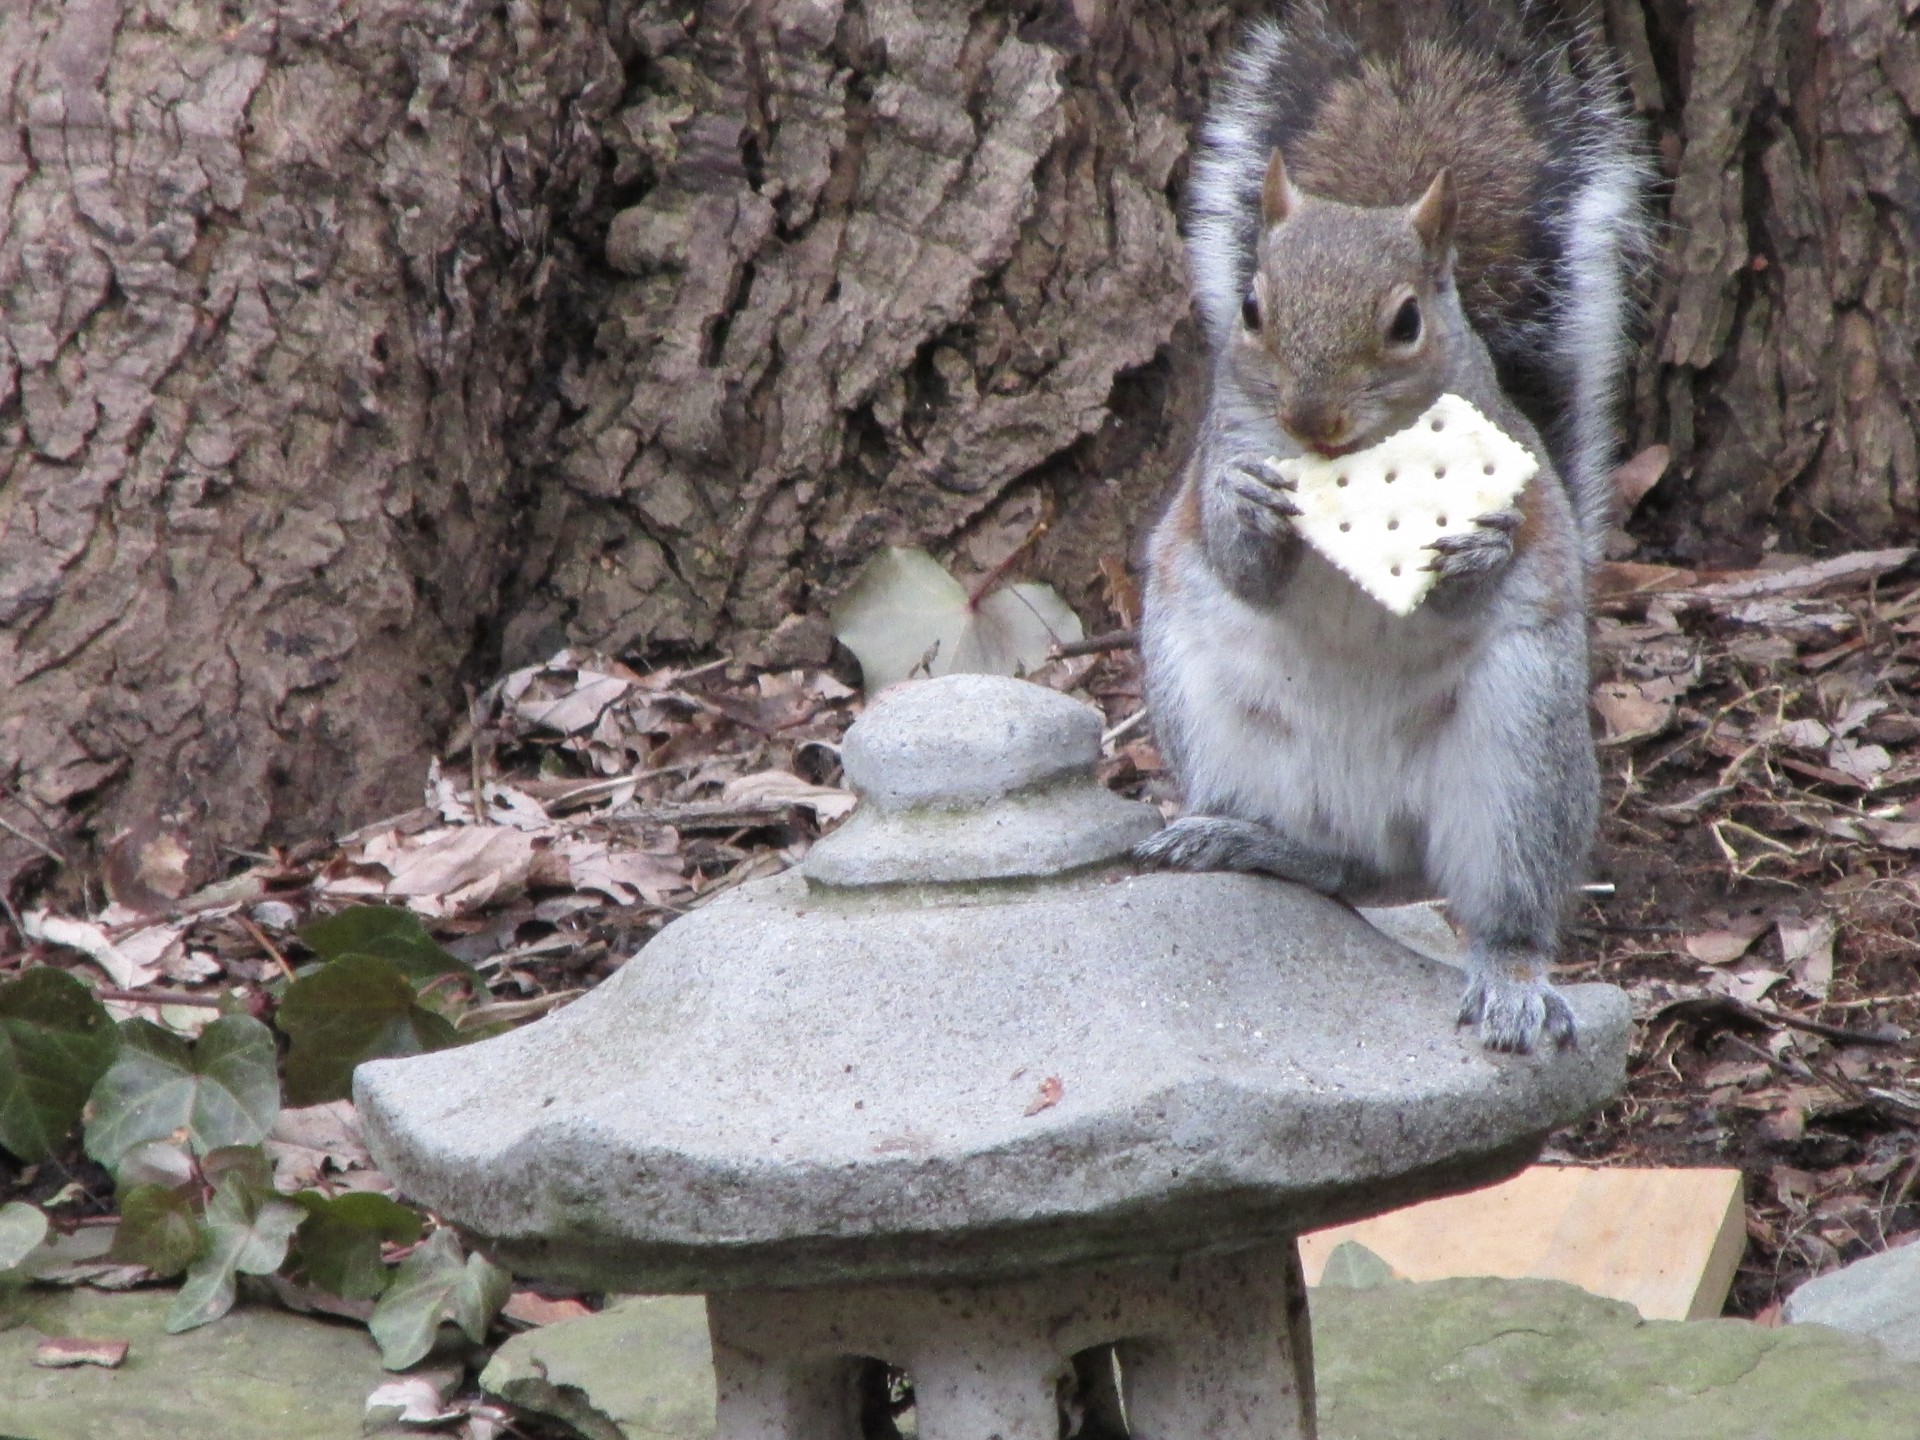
[1458,972,1577,1054]
[1226,458,1302,540]
[1423,507,1521,587]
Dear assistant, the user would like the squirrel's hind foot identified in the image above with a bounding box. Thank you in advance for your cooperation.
[1458,972,1578,1054]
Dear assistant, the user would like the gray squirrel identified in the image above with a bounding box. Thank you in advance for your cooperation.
[1136,4,1651,1053]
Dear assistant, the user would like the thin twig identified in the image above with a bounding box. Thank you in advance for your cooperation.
[1049,629,1138,659]
[1102,709,1150,748]
[466,683,488,826]
[236,913,297,982]
[1820,992,1920,1011]
[0,809,64,865]
[95,987,225,1009]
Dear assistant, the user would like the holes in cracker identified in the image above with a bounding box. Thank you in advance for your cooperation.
[1386,518,1400,531]
[1383,469,1397,484]
[1335,473,1349,487]
[1434,466,1447,479]
[1338,521,1352,532]
[1389,564,1403,576]
[1430,418,1444,432]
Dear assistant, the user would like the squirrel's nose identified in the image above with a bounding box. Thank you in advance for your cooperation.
[1279,401,1353,454]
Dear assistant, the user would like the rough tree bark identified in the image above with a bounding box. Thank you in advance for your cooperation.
[2,0,1917,896]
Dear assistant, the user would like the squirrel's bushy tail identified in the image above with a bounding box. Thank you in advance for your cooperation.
[1187,1,1653,559]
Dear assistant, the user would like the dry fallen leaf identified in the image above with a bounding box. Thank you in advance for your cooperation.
[1592,676,1689,746]
[564,843,685,906]
[22,912,176,989]
[502,1291,595,1327]
[1612,443,1669,509]
[373,826,537,913]
[1826,739,1892,788]
[721,770,858,824]
[1023,1076,1064,1116]
[364,1376,464,1426]
[1704,966,1786,1007]
[1777,915,1836,1001]
[1684,916,1772,966]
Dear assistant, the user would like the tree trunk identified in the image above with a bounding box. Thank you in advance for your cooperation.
[3,0,1917,895]
[0,0,615,893]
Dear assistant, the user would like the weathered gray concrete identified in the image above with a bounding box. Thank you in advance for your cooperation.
[1783,1241,1920,1362]
[0,1288,389,1440]
[708,1242,1313,1440]
[837,674,1103,811]
[802,674,1159,886]
[360,674,1630,1294]
[359,865,1627,1293]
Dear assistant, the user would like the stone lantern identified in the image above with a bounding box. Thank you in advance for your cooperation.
[357,674,1628,1440]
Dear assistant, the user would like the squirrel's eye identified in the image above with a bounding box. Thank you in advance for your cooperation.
[1388,296,1422,345]
[1241,289,1262,331]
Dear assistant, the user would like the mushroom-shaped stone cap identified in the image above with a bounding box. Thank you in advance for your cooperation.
[356,677,1632,1294]
[803,674,1161,886]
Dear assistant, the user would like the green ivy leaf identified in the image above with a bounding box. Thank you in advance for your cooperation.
[113,1139,195,1192]
[276,954,462,1107]
[109,1185,206,1277]
[83,1015,281,1169]
[368,1228,511,1370]
[0,966,119,1162]
[299,907,474,984]
[201,1144,273,1193]
[290,1191,423,1300]
[0,1200,50,1274]
[166,1172,303,1333]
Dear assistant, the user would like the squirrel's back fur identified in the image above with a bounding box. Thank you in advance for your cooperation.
[1186,1,1650,549]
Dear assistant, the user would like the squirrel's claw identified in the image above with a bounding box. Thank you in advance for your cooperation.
[1227,461,1302,534]
[1458,973,1578,1054]
[1237,457,1299,491]
[1421,509,1519,578]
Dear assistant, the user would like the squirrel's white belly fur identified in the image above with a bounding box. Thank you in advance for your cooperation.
[1149,546,1488,886]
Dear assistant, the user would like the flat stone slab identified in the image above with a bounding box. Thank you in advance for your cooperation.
[483,1296,715,1440]
[0,1288,388,1440]
[1317,1276,1920,1439]
[360,867,1627,1292]
[477,1276,1920,1440]
[1783,1240,1920,1361]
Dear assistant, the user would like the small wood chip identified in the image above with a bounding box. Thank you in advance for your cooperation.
[32,1336,129,1369]
[503,1291,595,1327]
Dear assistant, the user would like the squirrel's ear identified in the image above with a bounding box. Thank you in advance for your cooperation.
[1411,167,1457,257]
[1261,149,1298,228]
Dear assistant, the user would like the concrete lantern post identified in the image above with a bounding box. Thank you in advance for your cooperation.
[358,674,1630,1440]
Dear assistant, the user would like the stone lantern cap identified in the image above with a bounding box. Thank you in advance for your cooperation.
[357,675,1629,1293]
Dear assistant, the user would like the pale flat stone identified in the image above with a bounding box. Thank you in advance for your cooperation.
[0,1288,388,1440]
[483,1295,715,1440]
[1783,1240,1920,1361]
[1316,1276,1920,1439]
